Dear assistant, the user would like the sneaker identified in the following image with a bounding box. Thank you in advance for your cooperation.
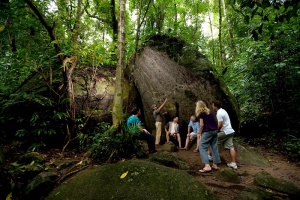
[227,162,238,169]
[208,155,213,161]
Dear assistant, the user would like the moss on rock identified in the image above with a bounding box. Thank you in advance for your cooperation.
[215,169,240,184]
[237,186,284,200]
[148,152,192,170]
[47,160,218,200]
[160,142,178,152]
[235,143,270,167]
[254,171,300,198]
[18,152,45,165]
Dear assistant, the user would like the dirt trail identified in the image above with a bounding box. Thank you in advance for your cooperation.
[157,144,300,200]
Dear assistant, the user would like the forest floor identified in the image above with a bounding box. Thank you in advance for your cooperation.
[2,140,300,200]
[156,143,300,200]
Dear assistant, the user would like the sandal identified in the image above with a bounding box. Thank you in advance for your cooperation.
[211,166,219,170]
[193,149,199,153]
[199,168,212,173]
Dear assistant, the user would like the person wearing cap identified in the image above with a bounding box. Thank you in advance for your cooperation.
[152,98,168,145]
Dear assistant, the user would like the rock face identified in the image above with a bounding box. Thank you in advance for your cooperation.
[46,160,218,200]
[131,35,239,132]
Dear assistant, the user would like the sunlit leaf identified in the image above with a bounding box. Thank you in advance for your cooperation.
[6,192,12,200]
[120,171,128,179]
[0,25,5,32]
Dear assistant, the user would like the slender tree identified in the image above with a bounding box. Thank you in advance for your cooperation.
[112,0,126,127]
[218,0,224,69]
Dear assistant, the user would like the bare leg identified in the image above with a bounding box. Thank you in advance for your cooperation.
[230,148,237,163]
[177,133,182,148]
[184,134,190,149]
[195,134,200,151]
[166,132,170,143]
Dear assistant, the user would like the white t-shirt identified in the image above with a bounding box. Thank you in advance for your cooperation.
[217,108,235,135]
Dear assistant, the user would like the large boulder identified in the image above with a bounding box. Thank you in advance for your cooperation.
[15,67,137,123]
[47,160,218,200]
[130,35,240,132]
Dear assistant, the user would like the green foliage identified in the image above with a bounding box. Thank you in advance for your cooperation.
[90,121,146,162]
[0,92,66,151]
[283,134,300,162]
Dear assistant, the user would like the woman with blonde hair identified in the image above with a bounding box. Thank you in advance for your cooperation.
[195,100,220,173]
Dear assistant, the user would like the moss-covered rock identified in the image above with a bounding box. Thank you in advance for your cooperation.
[148,152,192,170]
[235,143,270,167]
[237,186,284,200]
[47,160,218,200]
[14,163,44,183]
[215,168,240,184]
[25,172,58,199]
[160,142,178,152]
[254,171,300,199]
[52,159,79,170]
[18,152,45,165]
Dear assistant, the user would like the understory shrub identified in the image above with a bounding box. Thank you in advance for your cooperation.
[90,122,146,162]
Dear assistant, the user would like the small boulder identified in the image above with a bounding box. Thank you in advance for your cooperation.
[149,152,192,170]
[215,168,240,184]
[18,152,45,165]
[237,186,284,200]
[52,159,79,170]
[235,143,270,167]
[25,172,59,199]
[160,142,178,152]
[254,171,300,199]
[14,163,44,183]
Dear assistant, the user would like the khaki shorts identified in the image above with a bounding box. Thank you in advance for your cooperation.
[218,131,234,149]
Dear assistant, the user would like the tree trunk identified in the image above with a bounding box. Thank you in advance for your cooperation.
[221,0,236,55]
[218,0,224,69]
[112,0,126,127]
[72,0,82,43]
[134,0,151,60]
[24,0,63,62]
[174,2,177,34]
[110,0,118,42]
[208,13,215,65]
[1,0,17,53]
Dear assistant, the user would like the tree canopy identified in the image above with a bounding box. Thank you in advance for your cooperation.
[0,0,299,160]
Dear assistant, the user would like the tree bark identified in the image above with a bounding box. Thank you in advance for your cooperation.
[134,0,151,60]
[221,0,236,55]
[110,0,118,42]
[72,0,82,43]
[112,0,126,127]
[1,0,17,53]
[208,13,215,65]
[218,0,224,69]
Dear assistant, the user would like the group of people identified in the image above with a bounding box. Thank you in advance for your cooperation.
[126,98,237,173]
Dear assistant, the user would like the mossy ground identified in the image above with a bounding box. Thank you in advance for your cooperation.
[47,159,218,200]
[254,171,300,197]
